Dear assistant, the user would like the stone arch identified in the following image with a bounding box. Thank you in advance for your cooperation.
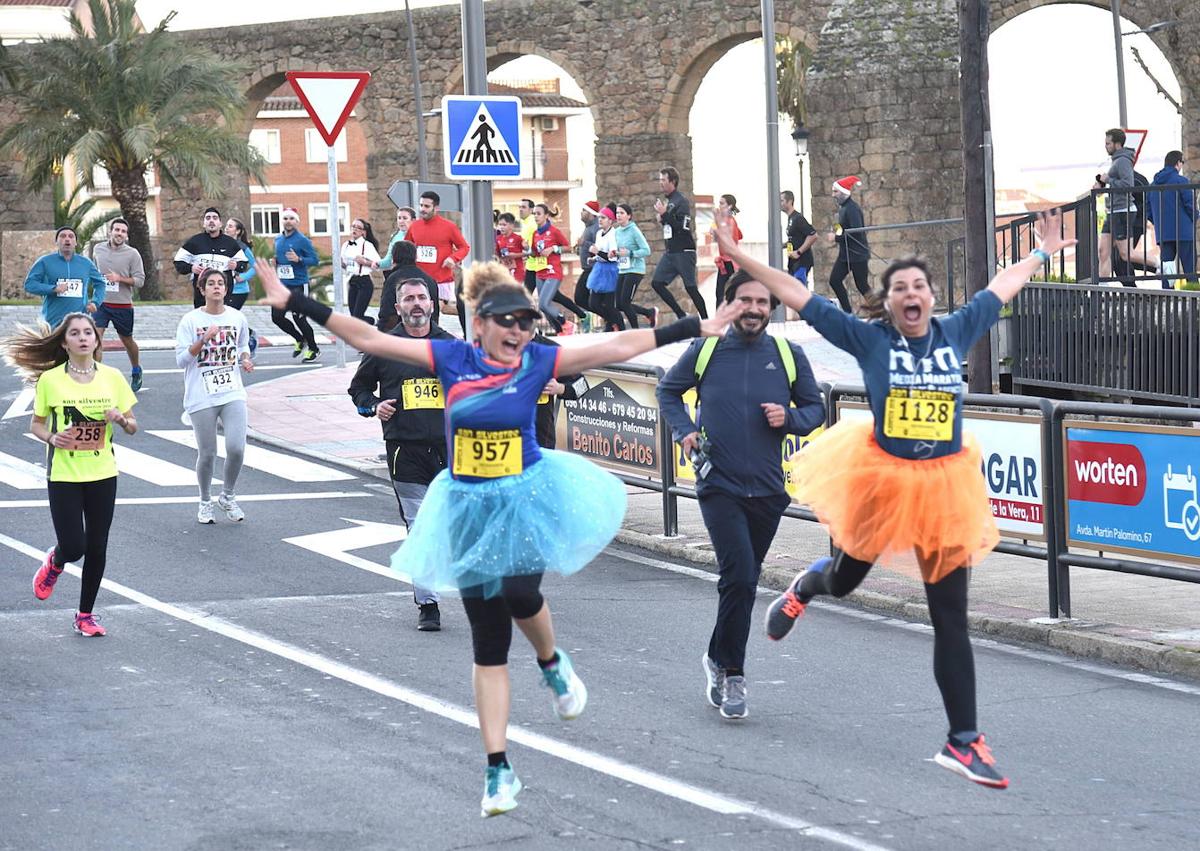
[440,43,600,110]
[658,22,814,136]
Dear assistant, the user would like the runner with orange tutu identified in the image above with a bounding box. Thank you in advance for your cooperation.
[712,208,1075,791]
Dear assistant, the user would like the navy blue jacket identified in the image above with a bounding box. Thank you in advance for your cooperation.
[657,330,824,497]
[1148,166,1195,242]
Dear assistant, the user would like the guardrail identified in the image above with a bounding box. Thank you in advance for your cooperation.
[558,369,1200,619]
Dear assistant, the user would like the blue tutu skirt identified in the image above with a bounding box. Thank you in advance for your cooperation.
[392,450,627,596]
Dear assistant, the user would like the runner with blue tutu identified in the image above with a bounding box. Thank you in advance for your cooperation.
[258,258,741,817]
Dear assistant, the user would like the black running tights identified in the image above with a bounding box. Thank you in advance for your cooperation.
[799,551,976,736]
[827,259,871,313]
[47,477,117,614]
[461,573,545,666]
[617,273,655,328]
[271,306,317,349]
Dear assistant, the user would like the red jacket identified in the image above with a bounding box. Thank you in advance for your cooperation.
[714,215,743,274]
[495,232,525,281]
[530,224,568,280]
[405,215,470,283]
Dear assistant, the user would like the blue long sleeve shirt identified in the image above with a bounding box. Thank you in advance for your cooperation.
[274,230,319,286]
[23,251,107,327]
[657,330,825,497]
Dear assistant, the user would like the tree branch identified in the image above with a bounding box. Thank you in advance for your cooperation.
[1130,46,1182,114]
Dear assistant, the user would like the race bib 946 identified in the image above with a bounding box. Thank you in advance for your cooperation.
[401,378,444,410]
[453,428,522,478]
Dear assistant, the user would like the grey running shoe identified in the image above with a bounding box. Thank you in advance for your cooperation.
[720,675,748,720]
[217,493,244,522]
[701,653,725,709]
[197,500,215,524]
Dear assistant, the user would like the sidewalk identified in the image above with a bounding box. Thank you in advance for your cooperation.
[243,332,1200,684]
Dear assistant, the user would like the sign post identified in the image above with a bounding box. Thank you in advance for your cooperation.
[286,70,371,368]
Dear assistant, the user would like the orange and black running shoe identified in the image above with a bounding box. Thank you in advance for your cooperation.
[934,734,1009,789]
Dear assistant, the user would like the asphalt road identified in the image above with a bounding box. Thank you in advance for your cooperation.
[2,347,1197,850]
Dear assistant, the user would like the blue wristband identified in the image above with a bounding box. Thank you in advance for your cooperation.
[1030,248,1050,264]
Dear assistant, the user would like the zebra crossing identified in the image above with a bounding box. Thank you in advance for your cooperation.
[0,428,356,493]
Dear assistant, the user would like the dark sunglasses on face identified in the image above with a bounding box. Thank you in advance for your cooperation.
[488,312,536,331]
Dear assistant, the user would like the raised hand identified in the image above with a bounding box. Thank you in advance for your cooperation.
[1035,208,1078,257]
[699,299,743,337]
[712,209,739,258]
[257,261,292,309]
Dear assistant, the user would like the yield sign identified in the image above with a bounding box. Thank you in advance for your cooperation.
[286,71,371,147]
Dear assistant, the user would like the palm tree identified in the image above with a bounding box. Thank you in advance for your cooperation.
[53,170,120,248]
[776,37,811,128]
[0,0,266,298]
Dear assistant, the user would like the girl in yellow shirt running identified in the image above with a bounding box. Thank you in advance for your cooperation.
[2,312,138,636]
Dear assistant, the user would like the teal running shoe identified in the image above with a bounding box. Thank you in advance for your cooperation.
[480,764,522,817]
[540,648,588,720]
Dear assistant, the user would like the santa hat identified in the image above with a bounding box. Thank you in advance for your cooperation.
[832,176,862,195]
[582,200,600,215]
[282,207,300,218]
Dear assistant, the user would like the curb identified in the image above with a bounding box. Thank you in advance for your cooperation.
[241,420,1200,686]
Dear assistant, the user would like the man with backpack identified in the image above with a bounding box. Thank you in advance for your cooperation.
[657,270,825,721]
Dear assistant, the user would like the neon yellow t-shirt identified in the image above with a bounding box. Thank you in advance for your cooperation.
[521,216,547,272]
[34,363,136,483]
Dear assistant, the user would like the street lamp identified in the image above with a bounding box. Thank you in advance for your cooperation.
[791,122,810,215]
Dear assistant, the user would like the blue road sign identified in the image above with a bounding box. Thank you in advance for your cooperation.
[442,95,524,180]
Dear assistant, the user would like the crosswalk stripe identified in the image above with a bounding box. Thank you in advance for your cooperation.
[0,450,46,489]
[148,430,354,482]
[2,387,35,420]
[23,432,214,488]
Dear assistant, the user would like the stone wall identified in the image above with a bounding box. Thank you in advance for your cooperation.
[0,0,1195,305]
[1,230,55,300]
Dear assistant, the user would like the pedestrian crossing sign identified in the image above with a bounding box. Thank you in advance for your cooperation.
[442,95,524,180]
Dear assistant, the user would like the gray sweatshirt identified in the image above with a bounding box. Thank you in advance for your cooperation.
[92,242,146,306]
[1105,147,1136,213]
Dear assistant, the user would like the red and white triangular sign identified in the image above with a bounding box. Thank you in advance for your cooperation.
[286,71,371,147]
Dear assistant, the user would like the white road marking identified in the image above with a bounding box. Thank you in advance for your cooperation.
[0,450,46,489]
[149,430,355,482]
[606,547,1200,698]
[23,432,213,488]
[0,491,370,509]
[283,518,413,583]
[2,386,35,420]
[0,532,888,851]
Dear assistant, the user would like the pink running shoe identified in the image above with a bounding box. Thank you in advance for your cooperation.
[74,612,106,637]
[33,548,64,600]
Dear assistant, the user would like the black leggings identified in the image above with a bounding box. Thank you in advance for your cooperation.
[589,289,625,331]
[714,266,735,307]
[828,259,871,313]
[798,551,976,736]
[460,574,545,666]
[617,273,655,328]
[271,306,317,349]
[47,477,117,613]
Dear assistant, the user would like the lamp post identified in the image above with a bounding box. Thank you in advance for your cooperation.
[791,122,810,216]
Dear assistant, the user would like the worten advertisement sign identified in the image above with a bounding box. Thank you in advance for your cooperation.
[1065,421,1200,564]
[838,403,1046,541]
[556,370,661,476]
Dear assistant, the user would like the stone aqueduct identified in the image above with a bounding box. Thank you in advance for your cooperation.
[4,0,1198,287]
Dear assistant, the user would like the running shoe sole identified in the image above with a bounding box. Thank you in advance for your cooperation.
[701,652,723,709]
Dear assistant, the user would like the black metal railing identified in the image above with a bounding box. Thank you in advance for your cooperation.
[1010,283,1200,405]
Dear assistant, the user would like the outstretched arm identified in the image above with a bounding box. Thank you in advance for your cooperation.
[712,210,813,313]
[258,260,432,368]
[557,300,743,375]
[988,209,1076,304]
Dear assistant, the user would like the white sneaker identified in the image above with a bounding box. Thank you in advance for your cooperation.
[480,764,522,818]
[217,494,244,522]
[540,648,588,720]
[197,500,215,524]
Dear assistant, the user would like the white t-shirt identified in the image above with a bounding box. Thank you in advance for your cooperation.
[341,238,381,278]
[174,307,251,414]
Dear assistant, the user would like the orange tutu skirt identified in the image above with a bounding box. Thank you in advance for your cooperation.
[790,420,999,583]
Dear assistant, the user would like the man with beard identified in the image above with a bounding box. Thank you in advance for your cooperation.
[173,207,248,309]
[348,278,455,631]
[92,218,147,391]
[656,271,824,721]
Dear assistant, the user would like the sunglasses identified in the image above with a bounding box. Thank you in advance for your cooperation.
[488,312,536,331]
